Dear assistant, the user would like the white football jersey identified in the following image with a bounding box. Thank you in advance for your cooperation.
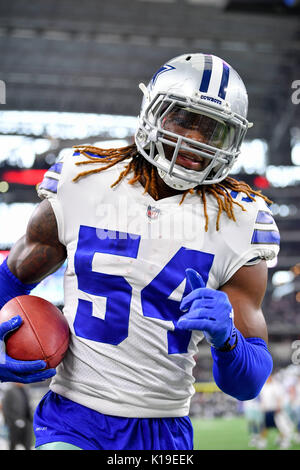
[38,149,280,418]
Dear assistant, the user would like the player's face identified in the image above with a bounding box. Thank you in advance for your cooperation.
[161,107,229,171]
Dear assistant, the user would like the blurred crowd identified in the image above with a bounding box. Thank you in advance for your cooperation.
[0,382,47,450]
[263,292,300,328]
[243,366,300,449]
[190,388,238,419]
[190,364,300,449]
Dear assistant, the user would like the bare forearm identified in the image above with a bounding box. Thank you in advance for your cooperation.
[220,261,269,343]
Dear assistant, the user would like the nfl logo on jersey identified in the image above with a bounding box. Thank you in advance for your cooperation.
[146,205,160,220]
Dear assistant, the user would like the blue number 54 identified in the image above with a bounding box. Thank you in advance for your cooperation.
[74,225,214,354]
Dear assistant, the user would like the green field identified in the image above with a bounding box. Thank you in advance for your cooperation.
[191,416,300,450]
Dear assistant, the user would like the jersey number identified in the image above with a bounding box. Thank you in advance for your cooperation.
[74,225,214,354]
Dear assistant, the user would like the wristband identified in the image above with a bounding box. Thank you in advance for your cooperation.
[216,326,238,352]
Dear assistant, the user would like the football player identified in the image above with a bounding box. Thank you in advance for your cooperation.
[0,53,279,450]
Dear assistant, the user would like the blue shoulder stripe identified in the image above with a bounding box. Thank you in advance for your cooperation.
[73,151,106,159]
[255,210,275,225]
[251,229,280,246]
[39,177,58,194]
[48,162,63,174]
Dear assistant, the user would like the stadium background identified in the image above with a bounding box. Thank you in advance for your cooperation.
[0,0,299,450]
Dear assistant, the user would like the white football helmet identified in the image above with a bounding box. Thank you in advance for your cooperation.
[135,53,252,190]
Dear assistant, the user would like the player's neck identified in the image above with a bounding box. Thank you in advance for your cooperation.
[140,171,185,201]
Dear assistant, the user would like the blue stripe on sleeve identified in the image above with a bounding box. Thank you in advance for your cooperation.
[255,210,275,225]
[251,229,280,245]
[48,162,63,174]
[39,177,58,193]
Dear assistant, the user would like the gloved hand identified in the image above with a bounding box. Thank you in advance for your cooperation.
[0,315,56,383]
[177,269,236,350]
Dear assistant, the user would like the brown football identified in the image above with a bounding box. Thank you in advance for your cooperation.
[0,295,69,369]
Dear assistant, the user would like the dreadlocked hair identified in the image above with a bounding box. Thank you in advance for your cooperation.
[72,143,272,232]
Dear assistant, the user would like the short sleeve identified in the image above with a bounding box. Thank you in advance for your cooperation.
[216,195,280,287]
[37,161,64,201]
[36,153,68,245]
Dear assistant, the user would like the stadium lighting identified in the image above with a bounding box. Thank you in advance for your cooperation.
[0,203,37,248]
[291,142,300,165]
[266,165,300,187]
[0,111,137,140]
[231,139,267,175]
[0,182,9,193]
[272,270,295,286]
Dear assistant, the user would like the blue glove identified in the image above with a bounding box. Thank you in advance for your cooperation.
[0,315,56,383]
[177,269,236,350]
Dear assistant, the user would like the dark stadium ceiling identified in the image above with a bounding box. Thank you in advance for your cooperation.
[0,0,299,167]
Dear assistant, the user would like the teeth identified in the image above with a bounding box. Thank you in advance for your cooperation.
[180,154,196,161]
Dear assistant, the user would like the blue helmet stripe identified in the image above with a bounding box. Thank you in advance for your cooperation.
[218,62,230,99]
[199,55,212,93]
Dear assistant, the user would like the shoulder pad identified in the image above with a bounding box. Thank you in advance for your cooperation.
[251,202,280,249]
[37,148,73,200]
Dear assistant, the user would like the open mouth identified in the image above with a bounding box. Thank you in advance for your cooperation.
[176,153,205,170]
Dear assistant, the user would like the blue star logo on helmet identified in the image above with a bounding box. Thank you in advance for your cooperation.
[151,64,176,86]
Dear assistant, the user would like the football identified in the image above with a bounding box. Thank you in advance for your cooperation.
[0,295,70,369]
